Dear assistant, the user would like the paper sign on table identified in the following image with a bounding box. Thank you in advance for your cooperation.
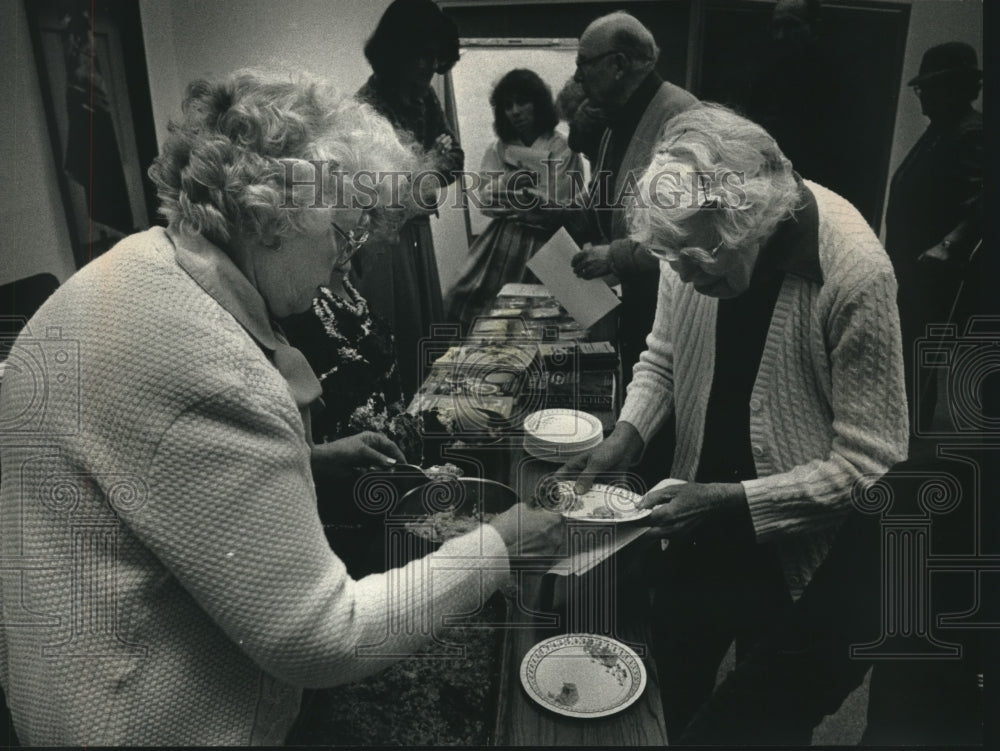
[526,228,621,330]
[497,282,552,298]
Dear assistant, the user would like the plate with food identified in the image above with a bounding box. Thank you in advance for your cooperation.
[553,482,650,523]
[520,633,647,718]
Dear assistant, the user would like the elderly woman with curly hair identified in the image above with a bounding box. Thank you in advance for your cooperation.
[560,103,908,738]
[0,69,562,747]
[354,0,465,397]
[446,68,584,332]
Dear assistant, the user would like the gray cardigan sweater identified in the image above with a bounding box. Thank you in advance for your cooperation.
[0,228,510,745]
[619,182,909,597]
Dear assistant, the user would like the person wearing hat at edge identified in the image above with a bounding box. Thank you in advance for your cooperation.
[885,42,982,437]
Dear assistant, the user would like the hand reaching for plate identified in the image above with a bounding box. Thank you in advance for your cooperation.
[555,422,644,494]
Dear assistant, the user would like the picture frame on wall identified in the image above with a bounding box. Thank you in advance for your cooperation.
[23,0,159,269]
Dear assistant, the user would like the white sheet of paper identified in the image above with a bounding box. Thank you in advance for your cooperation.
[526,228,621,330]
[549,525,650,577]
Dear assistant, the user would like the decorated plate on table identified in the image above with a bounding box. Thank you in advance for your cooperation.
[555,482,650,524]
[519,633,647,718]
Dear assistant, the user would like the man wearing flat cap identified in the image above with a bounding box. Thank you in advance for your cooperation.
[885,41,983,435]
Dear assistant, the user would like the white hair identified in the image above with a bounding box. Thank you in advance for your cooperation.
[630,103,802,260]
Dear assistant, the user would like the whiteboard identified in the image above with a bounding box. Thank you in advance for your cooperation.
[449,42,580,237]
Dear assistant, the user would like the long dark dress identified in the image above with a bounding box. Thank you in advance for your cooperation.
[354,75,464,398]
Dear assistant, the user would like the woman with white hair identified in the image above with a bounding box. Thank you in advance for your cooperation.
[0,69,561,746]
[561,102,908,737]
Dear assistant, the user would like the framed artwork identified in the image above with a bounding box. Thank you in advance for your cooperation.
[23,0,159,268]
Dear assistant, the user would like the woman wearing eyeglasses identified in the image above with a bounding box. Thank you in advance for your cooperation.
[0,69,564,746]
[559,102,908,738]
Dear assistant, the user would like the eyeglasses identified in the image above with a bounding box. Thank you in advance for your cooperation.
[647,240,725,265]
[331,214,371,268]
[575,49,620,69]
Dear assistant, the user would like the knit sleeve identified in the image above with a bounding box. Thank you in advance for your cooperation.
[742,266,910,540]
[136,385,509,688]
[617,263,676,443]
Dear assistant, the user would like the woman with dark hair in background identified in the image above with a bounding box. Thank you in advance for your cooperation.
[446,69,583,332]
[354,0,464,397]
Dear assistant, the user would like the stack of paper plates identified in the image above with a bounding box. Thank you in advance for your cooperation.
[523,409,603,462]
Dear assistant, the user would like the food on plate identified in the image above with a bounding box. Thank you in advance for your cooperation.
[582,640,630,687]
[583,640,619,669]
[403,508,496,544]
[548,681,580,707]
[423,463,464,480]
[532,479,582,511]
[588,506,620,519]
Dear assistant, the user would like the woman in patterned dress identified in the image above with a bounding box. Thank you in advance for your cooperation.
[352,0,464,398]
[281,214,422,575]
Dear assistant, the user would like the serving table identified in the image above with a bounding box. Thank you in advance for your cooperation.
[490,456,668,745]
[410,288,668,746]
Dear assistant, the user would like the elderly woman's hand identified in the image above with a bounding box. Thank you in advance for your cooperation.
[311,431,407,478]
[571,243,613,279]
[639,481,746,539]
[554,422,644,494]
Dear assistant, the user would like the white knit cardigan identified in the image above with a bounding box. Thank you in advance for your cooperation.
[619,182,909,597]
[0,228,510,746]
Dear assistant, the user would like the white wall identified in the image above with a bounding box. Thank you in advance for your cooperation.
[137,0,476,293]
[1,0,77,286]
[139,0,394,150]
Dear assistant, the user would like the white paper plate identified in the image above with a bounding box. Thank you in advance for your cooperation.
[557,482,650,523]
[523,409,603,446]
[520,633,647,718]
[523,431,603,452]
[523,441,600,463]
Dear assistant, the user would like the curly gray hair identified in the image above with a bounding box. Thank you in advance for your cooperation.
[630,103,802,262]
[148,68,419,249]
